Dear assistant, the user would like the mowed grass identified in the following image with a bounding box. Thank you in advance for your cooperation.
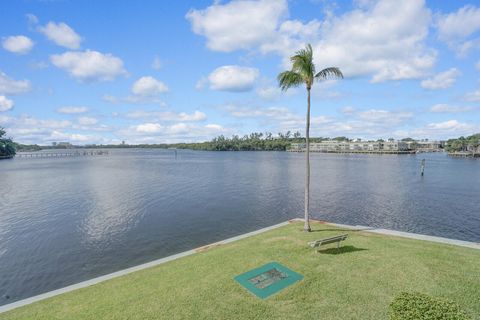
[2,221,480,320]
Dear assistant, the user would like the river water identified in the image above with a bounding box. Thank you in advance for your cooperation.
[0,149,479,305]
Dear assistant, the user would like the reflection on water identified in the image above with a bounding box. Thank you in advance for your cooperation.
[0,149,479,305]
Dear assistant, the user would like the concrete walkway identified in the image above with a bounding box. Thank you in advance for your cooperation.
[1,219,478,314]
[318,220,480,250]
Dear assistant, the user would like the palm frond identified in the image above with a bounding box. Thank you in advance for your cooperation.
[277,71,303,91]
[315,67,344,81]
[291,44,315,81]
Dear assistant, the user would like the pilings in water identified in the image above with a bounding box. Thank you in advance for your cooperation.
[448,152,480,158]
[287,149,416,154]
[15,150,109,159]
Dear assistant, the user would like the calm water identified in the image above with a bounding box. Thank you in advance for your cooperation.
[1,149,479,305]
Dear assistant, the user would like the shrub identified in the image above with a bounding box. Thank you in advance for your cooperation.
[389,292,471,320]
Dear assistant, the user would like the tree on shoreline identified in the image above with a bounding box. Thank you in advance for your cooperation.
[278,44,343,232]
[0,127,16,158]
[446,134,480,152]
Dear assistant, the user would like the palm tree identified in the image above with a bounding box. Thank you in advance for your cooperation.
[278,44,343,232]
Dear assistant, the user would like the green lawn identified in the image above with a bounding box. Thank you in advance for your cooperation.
[2,221,480,320]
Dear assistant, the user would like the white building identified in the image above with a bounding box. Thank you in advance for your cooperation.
[290,140,409,152]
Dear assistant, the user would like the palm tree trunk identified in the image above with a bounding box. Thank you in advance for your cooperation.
[304,87,311,232]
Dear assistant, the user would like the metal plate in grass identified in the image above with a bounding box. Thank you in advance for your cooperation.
[234,262,303,299]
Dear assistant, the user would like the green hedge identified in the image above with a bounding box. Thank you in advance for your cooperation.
[389,292,471,320]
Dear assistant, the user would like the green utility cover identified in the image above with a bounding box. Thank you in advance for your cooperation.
[234,262,303,299]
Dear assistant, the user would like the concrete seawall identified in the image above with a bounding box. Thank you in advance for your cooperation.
[1,218,478,314]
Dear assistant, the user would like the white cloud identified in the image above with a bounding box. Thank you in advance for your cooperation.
[224,104,293,120]
[0,115,71,138]
[102,94,166,106]
[128,122,227,142]
[436,5,480,55]
[135,123,163,133]
[57,106,89,114]
[103,76,169,106]
[426,120,472,131]
[2,35,34,54]
[186,0,288,52]
[437,5,480,40]
[131,76,169,96]
[152,56,162,70]
[465,90,480,102]
[169,111,207,121]
[0,114,110,144]
[356,109,412,124]
[39,21,82,49]
[221,103,419,138]
[50,50,127,82]
[78,116,98,126]
[401,120,480,139]
[207,65,259,91]
[188,0,435,83]
[126,110,206,122]
[420,68,460,90]
[205,124,224,131]
[26,13,39,25]
[313,0,434,82]
[0,96,14,112]
[310,79,341,99]
[0,71,31,95]
[256,86,282,100]
[341,106,356,114]
[19,117,72,129]
[429,104,475,113]
[169,123,189,134]
[221,104,332,133]
[50,131,94,142]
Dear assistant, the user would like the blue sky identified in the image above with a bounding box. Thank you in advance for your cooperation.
[1,0,480,145]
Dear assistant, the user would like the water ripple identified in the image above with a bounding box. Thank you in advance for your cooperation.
[0,150,479,306]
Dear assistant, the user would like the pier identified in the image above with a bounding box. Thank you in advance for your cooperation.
[288,149,416,154]
[15,150,109,159]
[448,152,479,158]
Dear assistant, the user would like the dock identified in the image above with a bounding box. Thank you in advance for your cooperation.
[15,150,109,159]
[287,150,416,154]
[448,152,479,158]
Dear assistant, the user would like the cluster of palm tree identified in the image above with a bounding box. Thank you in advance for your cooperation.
[185,132,303,151]
[278,44,343,231]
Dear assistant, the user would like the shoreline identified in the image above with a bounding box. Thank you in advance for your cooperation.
[1,218,479,314]
[287,150,417,154]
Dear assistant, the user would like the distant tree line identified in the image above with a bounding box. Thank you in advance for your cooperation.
[13,132,476,153]
[82,131,331,151]
[445,133,480,152]
[0,127,16,158]
[14,143,42,152]
[170,131,311,151]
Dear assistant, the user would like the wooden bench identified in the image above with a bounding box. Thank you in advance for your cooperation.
[308,234,348,251]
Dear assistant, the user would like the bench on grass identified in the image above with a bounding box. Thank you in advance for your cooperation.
[308,234,348,251]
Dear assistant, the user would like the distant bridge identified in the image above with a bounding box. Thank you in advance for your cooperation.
[15,150,110,159]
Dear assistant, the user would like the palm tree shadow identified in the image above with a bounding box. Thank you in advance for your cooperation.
[317,245,368,255]
[310,228,374,233]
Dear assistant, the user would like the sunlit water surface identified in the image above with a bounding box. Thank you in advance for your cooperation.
[1,149,479,305]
